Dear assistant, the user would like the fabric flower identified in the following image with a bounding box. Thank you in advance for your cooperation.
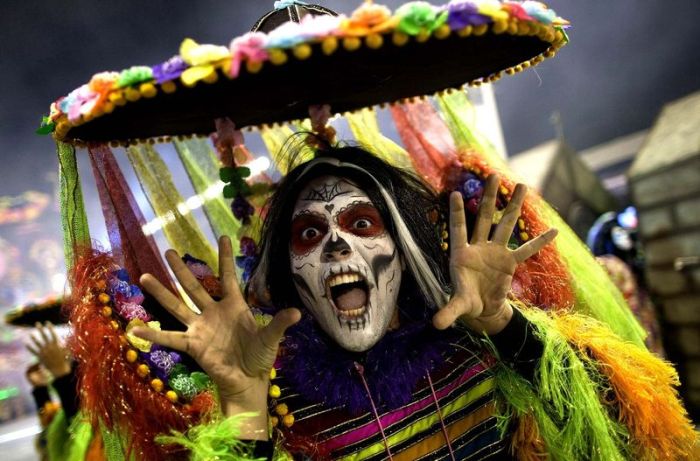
[179,38,229,86]
[152,56,187,84]
[445,1,491,28]
[298,12,345,39]
[522,1,556,24]
[239,237,257,257]
[265,21,307,48]
[145,348,181,380]
[229,32,269,78]
[503,2,534,21]
[475,0,509,22]
[61,85,98,122]
[340,2,396,36]
[117,66,153,88]
[231,195,255,222]
[395,2,448,36]
[462,178,484,199]
[116,302,151,322]
[126,319,161,352]
[170,374,198,400]
[235,255,257,283]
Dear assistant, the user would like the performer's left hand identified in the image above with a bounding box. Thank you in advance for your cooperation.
[433,175,557,334]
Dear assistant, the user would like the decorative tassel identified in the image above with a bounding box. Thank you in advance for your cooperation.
[346,108,413,169]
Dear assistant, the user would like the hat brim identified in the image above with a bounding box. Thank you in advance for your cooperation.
[63,28,561,145]
[5,298,66,327]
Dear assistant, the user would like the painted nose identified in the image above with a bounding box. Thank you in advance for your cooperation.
[322,235,352,261]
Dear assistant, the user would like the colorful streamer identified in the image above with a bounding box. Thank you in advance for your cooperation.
[345,108,412,170]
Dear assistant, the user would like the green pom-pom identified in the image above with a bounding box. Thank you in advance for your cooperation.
[117,66,153,88]
[169,363,189,379]
[190,372,212,392]
[170,374,198,400]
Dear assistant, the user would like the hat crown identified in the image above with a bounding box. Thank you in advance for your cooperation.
[252,2,338,33]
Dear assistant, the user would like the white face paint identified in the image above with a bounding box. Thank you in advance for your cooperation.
[290,175,403,352]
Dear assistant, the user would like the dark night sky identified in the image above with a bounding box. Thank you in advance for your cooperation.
[1,0,699,198]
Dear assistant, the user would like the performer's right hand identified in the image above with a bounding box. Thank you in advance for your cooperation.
[133,235,301,440]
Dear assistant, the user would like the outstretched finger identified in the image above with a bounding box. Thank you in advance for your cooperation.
[433,295,474,330]
[260,308,301,351]
[26,343,39,356]
[36,322,51,344]
[131,327,190,354]
[473,175,499,243]
[165,250,214,310]
[219,235,242,303]
[492,184,527,245]
[46,322,59,344]
[30,333,44,351]
[513,228,558,263]
[140,274,196,325]
[449,192,468,254]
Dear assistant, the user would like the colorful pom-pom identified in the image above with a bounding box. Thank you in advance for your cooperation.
[270,416,279,427]
[151,378,164,392]
[473,24,488,36]
[166,390,178,403]
[458,26,473,37]
[137,364,150,378]
[125,349,138,363]
[269,384,281,399]
[98,293,111,304]
[321,36,338,55]
[434,24,451,39]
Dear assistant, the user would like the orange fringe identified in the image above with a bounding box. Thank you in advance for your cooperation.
[511,413,548,461]
[553,313,698,460]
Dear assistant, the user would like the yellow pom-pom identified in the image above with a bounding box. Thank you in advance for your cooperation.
[151,378,164,392]
[473,24,488,36]
[269,384,281,399]
[275,403,289,416]
[110,320,120,331]
[245,60,263,74]
[161,81,177,94]
[518,219,526,230]
[321,36,338,55]
[518,22,530,36]
[166,390,178,403]
[365,34,383,49]
[125,349,138,363]
[292,43,312,60]
[441,242,449,251]
[500,185,509,195]
[392,31,409,46]
[492,20,507,34]
[507,21,518,35]
[124,87,141,102]
[282,414,295,427]
[434,24,451,40]
[270,416,279,427]
[269,368,277,380]
[505,67,515,75]
[415,29,430,43]
[98,292,111,304]
[101,306,112,317]
[103,101,115,114]
[520,231,530,241]
[139,83,157,98]
[137,364,150,378]
[458,26,473,37]
[343,37,361,51]
[269,49,288,65]
[109,91,126,106]
[202,70,218,84]
[514,64,523,73]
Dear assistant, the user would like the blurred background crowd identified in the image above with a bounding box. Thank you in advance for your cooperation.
[0,0,699,459]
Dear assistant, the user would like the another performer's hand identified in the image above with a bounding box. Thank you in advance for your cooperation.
[26,322,72,379]
[133,236,301,440]
[433,175,557,335]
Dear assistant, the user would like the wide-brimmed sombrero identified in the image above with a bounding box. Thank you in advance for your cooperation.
[42,0,568,146]
[4,296,65,327]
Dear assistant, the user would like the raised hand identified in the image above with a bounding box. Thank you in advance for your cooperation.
[132,236,300,440]
[433,175,557,334]
[26,322,72,379]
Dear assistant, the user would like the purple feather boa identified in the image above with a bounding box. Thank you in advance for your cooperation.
[279,308,462,415]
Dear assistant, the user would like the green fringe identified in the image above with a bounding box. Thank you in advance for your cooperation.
[491,309,630,461]
[57,141,90,271]
[46,410,94,461]
[156,413,266,461]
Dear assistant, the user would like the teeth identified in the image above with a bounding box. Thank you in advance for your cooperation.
[328,272,361,287]
[341,306,366,317]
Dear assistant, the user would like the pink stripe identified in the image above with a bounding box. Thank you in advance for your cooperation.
[322,362,488,451]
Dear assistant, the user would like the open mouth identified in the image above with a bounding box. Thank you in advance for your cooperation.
[326,272,369,319]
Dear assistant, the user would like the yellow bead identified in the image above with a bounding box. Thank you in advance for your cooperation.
[103,101,115,114]
[434,24,451,40]
[139,83,157,98]
[473,24,488,36]
[282,414,295,427]
[507,22,518,35]
[269,368,277,380]
[269,49,288,65]
[365,34,383,49]
[109,91,126,106]
[275,403,289,416]
[125,349,138,363]
[293,43,312,60]
[458,26,473,37]
[492,20,507,34]
[520,232,530,241]
[269,384,281,399]
[101,306,112,317]
[343,37,361,51]
[392,31,409,46]
[110,320,120,331]
[500,185,509,195]
[321,36,338,55]
[161,81,177,94]
[151,378,164,392]
[98,293,111,304]
[270,416,279,427]
[137,364,150,378]
[518,219,526,230]
[518,22,530,36]
[441,242,448,251]
[203,71,218,84]
[124,87,141,102]
[245,60,263,74]
[415,30,430,43]
[441,230,448,239]
[165,390,178,403]
[505,67,515,75]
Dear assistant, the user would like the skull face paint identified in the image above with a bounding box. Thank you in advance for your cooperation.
[290,175,402,352]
